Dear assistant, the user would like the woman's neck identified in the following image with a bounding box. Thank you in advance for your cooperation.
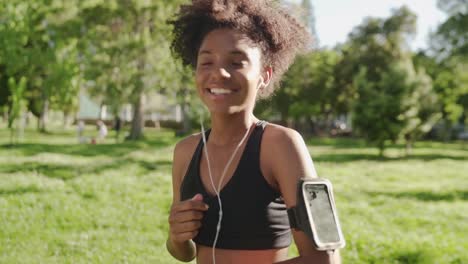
[208,112,258,146]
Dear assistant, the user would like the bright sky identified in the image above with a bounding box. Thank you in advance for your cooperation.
[288,0,447,51]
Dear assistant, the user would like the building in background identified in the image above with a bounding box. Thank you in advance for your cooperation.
[77,92,181,125]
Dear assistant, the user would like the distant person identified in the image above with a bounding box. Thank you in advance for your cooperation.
[77,120,86,143]
[97,120,108,141]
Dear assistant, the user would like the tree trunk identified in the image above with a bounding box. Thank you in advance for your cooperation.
[63,111,71,129]
[3,107,8,125]
[405,140,413,156]
[10,127,15,145]
[378,141,385,158]
[308,117,319,136]
[112,109,122,143]
[404,134,413,156]
[127,92,145,140]
[99,104,107,120]
[39,99,49,133]
[278,109,288,127]
[443,119,452,142]
[18,111,25,141]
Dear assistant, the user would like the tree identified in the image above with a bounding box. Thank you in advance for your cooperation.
[353,64,411,156]
[346,6,421,155]
[414,52,468,140]
[77,0,185,140]
[399,60,441,153]
[433,0,468,58]
[170,63,199,135]
[0,1,30,126]
[300,0,319,49]
[0,0,82,132]
[278,50,340,134]
[353,54,441,155]
[0,65,11,120]
[429,0,468,138]
[7,76,27,145]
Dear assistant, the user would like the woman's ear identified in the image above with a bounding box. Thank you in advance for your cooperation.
[259,66,273,90]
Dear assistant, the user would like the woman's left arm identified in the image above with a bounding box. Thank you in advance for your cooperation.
[264,127,341,264]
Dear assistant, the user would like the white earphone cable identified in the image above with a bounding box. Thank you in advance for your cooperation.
[200,118,253,264]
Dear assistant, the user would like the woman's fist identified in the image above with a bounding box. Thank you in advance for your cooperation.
[168,194,209,243]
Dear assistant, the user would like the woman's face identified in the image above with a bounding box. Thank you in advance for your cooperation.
[195,28,271,115]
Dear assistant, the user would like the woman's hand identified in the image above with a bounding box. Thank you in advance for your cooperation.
[168,193,208,243]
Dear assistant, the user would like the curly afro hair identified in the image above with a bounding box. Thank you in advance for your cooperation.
[168,0,311,98]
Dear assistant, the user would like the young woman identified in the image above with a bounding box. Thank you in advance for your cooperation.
[166,1,341,263]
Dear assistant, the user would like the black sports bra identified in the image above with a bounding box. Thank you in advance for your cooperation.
[180,121,292,249]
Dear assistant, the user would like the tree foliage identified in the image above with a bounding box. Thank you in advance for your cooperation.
[1,0,466,147]
[0,0,81,131]
[348,7,431,154]
[433,0,468,58]
[74,0,186,140]
[7,76,27,144]
[431,0,468,137]
[353,64,407,155]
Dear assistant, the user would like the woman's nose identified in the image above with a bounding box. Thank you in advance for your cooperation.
[211,66,231,80]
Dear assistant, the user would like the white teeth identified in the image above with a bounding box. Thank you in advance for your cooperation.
[209,88,232,95]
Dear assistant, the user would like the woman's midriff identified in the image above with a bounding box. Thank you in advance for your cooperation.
[196,244,289,264]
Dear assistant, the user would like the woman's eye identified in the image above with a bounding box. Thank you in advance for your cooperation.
[198,60,212,66]
[232,61,245,67]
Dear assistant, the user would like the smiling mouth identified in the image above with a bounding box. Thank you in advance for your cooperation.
[207,88,235,95]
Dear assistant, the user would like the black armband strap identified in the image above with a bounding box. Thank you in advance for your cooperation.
[287,203,310,231]
[287,207,298,229]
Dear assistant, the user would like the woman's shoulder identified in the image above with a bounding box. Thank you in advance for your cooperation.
[174,132,203,160]
[263,122,305,149]
[262,123,318,192]
[172,133,203,185]
[262,122,315,174]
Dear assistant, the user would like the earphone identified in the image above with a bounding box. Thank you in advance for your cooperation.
[200,116,252,264]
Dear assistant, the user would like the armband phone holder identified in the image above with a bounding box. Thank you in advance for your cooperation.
[287,178,345,251]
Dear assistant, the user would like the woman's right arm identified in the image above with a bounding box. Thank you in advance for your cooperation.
[167,137,208,262]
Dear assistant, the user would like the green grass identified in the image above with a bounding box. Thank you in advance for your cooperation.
[0,126,467,263]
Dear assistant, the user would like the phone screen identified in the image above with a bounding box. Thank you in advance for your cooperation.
[304,184,341,244]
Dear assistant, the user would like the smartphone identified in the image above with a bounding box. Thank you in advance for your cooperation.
[299,178,345,250]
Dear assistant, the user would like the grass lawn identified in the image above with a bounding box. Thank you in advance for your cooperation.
[0,126,467,263]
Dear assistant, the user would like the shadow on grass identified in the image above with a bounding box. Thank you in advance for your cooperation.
[0,137,174,158]
[313,153,467,162]
[0,186,42,196]
[137,160,172,171]
[0,159,172,181]
[307,137,367,149]
[391,249,436,264]
[0,163,80,180]
[0,159,172,197]
[366,190,468,202]
[306,137,468,152]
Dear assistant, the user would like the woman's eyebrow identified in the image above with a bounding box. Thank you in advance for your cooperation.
[198,49,249,59]
[198,49,212,55]
[230,50,248,57]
